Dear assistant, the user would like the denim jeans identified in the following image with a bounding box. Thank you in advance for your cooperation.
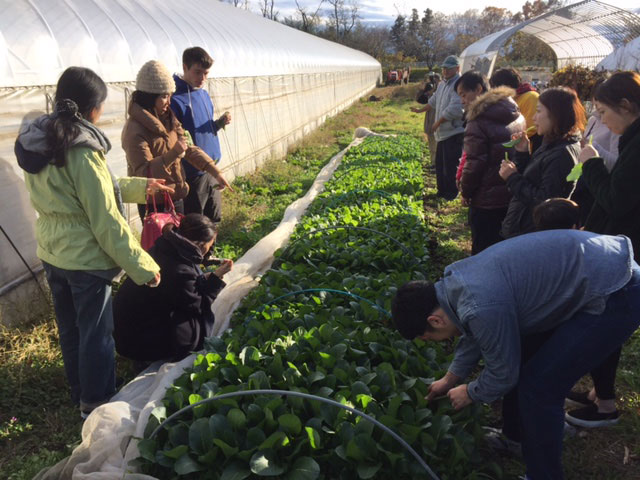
[518,264,640,479]
[43,262,116,410]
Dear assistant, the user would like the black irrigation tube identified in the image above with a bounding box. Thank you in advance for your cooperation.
[257,288,390,317]
[147,389,441,480]
[275,225,420,267]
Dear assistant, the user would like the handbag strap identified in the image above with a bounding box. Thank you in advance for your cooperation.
[144,163,159,218]
[163,191,177,214]
[145,192,159,216]
[145,164,176,215]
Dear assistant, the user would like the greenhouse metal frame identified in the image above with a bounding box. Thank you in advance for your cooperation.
[460,0,640,76]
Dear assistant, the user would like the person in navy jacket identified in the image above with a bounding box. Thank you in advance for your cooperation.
[171,47,231,224]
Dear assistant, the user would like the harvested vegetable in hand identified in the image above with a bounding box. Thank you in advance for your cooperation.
[567,136,594,181]
[502,126,537,148]
[566,163,583,182]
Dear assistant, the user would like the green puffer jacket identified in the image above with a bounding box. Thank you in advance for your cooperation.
[23,147,159,285]
[16,113,159,285]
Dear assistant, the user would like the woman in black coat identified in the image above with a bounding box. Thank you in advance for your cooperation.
[457,74,526,253]
[113,214,232,362]
[499,87,585,238]
[564,71,640,429]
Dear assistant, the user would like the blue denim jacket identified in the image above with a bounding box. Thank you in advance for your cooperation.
[434,230,634,403]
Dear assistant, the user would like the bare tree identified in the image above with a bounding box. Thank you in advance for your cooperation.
[290,0,324,33]
[325,0,360,41]
[478,6,513,37]
[345,24,390,60]
[259,0,279,20]
[225,0,249,9]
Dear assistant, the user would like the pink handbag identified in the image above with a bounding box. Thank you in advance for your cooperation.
[140,192,183,251]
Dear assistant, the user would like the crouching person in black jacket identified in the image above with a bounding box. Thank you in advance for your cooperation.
[114,214,232,362]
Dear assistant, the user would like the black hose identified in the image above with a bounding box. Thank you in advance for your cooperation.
[0,224,48,300]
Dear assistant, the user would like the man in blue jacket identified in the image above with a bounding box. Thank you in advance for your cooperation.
[392,230,640,480]
[171,47,231,223]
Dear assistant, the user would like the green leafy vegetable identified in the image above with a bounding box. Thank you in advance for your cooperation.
[566,163,583,182]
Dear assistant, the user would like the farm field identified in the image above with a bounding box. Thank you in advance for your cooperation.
[1,84,639,480]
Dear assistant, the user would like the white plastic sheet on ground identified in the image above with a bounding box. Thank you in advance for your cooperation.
[34,127,382,480]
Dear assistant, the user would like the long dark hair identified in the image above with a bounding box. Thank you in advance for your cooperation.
[538,87,586,141]
[47,67,107,167]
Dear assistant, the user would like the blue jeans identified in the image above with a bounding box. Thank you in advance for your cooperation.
[519,264,640,479]
[43,262,116,410]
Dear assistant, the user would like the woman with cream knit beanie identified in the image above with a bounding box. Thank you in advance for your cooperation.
[122,60,231,221]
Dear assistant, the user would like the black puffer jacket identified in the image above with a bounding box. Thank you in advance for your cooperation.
[461,87,526,209]
[582,116,640,260]
[501,135,580,238]
[113,229,225,362]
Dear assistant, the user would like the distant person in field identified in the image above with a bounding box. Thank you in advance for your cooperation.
[411,56,464,200]
[392,230,640,480]
[490,67,543,154]
[564,71,640,429]
[499,87,584,238]
[455,71,525,254]
[171,47,232,226]
[414,75,437,161]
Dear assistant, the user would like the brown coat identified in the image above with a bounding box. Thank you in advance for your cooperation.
[461,87,526,209]
[122,102,220,201]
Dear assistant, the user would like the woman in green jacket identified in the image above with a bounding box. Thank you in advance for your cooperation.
[564,71,640,429]
[15,67,172,418]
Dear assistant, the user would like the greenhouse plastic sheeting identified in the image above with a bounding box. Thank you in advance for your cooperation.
[33,128,380,480]
[597,36,640,70]
[460,0,640,76]
[0,0,381,295]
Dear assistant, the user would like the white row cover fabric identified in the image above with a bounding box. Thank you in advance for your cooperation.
[597,35,640,70]
[460,0,640,76]
[0,0,381,295]
[32,128,379,480]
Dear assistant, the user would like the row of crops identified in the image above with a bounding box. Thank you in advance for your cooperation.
[135,136,493,479]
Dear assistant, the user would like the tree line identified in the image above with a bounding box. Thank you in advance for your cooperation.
[221,0,560,67]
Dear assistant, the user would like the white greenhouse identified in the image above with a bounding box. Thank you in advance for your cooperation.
[0,0,381,306]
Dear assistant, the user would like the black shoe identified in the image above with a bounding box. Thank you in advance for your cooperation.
[564,390,595,409]
[565,404,620,428]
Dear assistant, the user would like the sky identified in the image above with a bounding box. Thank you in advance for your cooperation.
[270,0,640,23]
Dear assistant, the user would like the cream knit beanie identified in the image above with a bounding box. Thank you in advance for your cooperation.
[136,60,175,94]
